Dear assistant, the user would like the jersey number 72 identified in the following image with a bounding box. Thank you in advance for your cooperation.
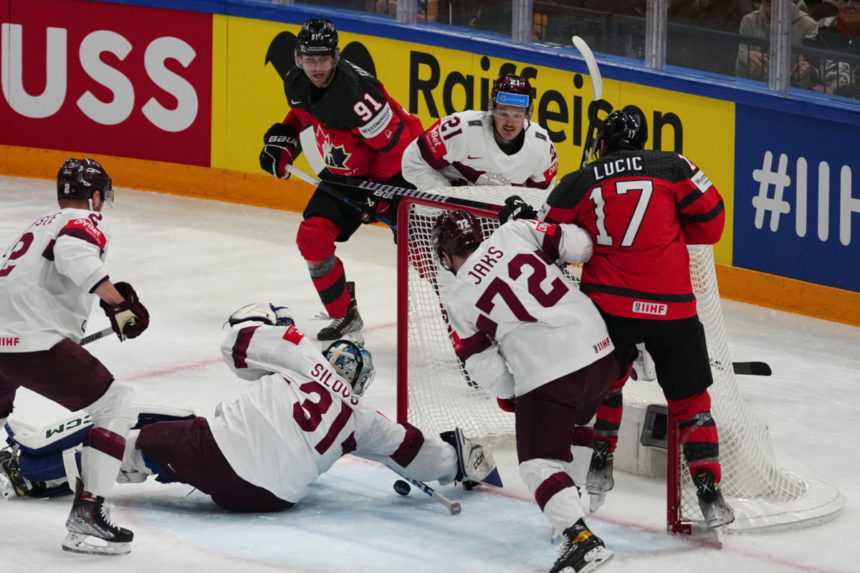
[473,253,569,335]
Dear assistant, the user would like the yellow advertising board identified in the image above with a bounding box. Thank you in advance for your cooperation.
[212,17,734,263]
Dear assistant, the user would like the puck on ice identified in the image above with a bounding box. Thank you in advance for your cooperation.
[393,480,411,496]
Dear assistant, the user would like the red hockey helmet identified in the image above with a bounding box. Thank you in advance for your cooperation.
[432,210,484,270]
[490,74,536,114]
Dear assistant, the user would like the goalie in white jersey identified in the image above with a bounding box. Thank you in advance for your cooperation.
[0,303,500,513]
[0,159,150,555]
[433,209,623,573]
[401,74,558,191]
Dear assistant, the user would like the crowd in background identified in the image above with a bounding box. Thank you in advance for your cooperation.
[300,0,860,100]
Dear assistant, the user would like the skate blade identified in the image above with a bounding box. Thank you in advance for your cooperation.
[556,547,614,573]
[62,532,131,556]
[579,547,614,573]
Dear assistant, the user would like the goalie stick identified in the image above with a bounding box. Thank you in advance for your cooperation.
[571,35,604,168]
[389,470,461,515]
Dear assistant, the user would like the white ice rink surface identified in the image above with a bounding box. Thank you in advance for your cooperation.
[1,176,858,573]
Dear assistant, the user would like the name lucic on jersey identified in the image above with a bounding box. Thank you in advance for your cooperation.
[310,361,360,406]
[592,155,644,181]
[465,245,504,286]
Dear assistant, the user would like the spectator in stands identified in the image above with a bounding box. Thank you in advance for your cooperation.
[802,0,841,20]
[803,0,860,96]
[670,0,754,32]
[736,0,818,80]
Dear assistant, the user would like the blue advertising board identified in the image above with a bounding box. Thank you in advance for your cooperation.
[733,104,860,292]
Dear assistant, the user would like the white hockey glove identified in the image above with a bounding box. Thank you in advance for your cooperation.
[440,427,503,488]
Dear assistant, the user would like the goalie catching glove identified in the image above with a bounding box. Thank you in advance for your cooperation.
[498,195,538,224]
[440,427,503,487]
[259,123,299,179]
[99,281,150,341]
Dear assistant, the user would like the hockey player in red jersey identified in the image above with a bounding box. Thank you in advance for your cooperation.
[433,210,618,573]
[401,74,558,191]
[539,109,734,528]
[0,159,149,555]
[259,18,423,341]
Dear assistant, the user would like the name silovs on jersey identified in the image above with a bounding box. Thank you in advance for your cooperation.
[309,361,360,406]
[592,155,644,181]
[465,245,504,285]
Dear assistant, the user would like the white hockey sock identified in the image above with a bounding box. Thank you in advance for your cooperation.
[520,458,586,533]
[81,383,137,497]
[81,428,125,497]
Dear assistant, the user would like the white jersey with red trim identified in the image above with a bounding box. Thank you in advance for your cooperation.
[213,324,458,503]
[441,219,614,399]
[0,208,110,352]
[401,109,558,190]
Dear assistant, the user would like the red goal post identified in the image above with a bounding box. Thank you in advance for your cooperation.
[394,187,844,534]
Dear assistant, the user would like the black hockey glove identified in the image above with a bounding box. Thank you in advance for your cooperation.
[498,195,538,224]
[259,123,298,179]
[100,281,150,341]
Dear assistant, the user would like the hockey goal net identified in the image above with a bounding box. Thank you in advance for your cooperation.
[395,186,844,533]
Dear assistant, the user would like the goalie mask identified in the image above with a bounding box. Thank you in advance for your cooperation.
[226,302,294,328]
[324,339,375,396]
[57,158,113,206]
[432,210,484,271]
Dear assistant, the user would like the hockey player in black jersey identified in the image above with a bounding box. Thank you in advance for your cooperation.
[259,19,423,340]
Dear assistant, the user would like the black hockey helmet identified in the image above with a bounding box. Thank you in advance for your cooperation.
[432,210,484,270]
[296,19,339,57]
[57,158,113,203]
[490,74,536,115]
[595,109,647,152]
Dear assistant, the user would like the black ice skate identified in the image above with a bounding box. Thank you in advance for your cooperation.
[0,447,30,498]
[550,519,613,573]
[693,470,735,529]
[586,441,614,494]
[317,281,364,341]
[62,479,133,555]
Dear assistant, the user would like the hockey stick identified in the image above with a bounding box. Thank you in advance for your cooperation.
[392,471,462,515]
[571,35,604,168]
[287,166,501,215]
[80,327,114,346]
[732,361,772,376]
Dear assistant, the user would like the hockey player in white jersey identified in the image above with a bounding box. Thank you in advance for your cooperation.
[2,303,501,512]
[433,209,622,573]
[401,74,558,191]
[0,158,149,555]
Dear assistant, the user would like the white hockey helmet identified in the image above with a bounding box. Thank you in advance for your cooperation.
[226,302,294,328]
[323,339,375,396]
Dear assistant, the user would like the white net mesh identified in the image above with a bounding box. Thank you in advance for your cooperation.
[400,186,843,531]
